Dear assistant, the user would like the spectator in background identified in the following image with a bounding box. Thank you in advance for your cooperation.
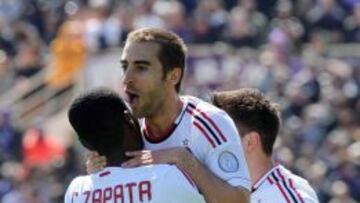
[12,21,43,80]
[116,3,136,42]
[0,16,16,57]
[223,7,257,48]
[0,162,31,203]
[0,50,16,95]
[238,0,268,44]
[0,0,22,23]
[132,0,165,29]
[0,109,22,162]
[22,122,65,170]
[98,9,122,50]
[1,177,45,203]
[46,20,86,89]
[0,18,44,92]
[192,0,228,43]
[255,0,277,18]
[178,0,197,15]
[305,0,346,42]
[344,3,360,42]
[154,1,192,42]
[268,0,304,64]
[82,3,122,52]
[191,12,216,43]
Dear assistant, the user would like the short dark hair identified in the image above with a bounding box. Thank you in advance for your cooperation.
[126,28,187,92]
[212,88,281,156]
[68,88,142,156]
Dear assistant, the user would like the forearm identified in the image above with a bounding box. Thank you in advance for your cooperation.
[122,148,250,202]
[179,152,250,203]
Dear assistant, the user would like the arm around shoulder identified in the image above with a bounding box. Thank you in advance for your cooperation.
[175,148,250,203]
[159,165,206,203]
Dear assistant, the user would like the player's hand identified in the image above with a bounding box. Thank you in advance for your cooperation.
[122,147,192,169]
[86,151,107,174]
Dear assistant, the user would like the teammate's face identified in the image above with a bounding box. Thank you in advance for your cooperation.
[120,41,167,118]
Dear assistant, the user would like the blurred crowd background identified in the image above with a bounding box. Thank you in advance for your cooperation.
[0,0,359,202]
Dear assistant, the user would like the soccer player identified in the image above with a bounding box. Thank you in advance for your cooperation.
[87,27,251,203]
[65,88,206,203]
[212,88,319,203]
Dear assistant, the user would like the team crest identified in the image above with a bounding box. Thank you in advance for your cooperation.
[218,151,239,173]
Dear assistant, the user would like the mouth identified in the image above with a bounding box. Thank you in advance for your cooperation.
[125,90,140,107]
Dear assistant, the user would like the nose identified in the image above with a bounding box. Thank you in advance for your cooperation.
[122,68,134,85]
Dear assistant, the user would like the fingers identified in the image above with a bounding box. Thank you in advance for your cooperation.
[123,149,178,168]
[86,151,107,174]
[122,152,154,168]
[125,150,151,157]
[121,158,141,168]
[86,151,99,159]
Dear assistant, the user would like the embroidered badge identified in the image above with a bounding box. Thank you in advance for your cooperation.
[218,151,239,173]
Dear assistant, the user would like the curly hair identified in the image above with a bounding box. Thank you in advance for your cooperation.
[68,88,142,156]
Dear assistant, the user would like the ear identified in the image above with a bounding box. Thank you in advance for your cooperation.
[242,131,260,152]
[166,67,182,86]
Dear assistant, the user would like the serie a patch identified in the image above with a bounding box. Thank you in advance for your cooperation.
[218,151,240,173]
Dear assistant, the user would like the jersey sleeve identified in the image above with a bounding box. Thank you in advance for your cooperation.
[295,179,320,203]
[192,110,251,190]
[157,166,206,203]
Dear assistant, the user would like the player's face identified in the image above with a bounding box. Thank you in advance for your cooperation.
[120,41,167,118]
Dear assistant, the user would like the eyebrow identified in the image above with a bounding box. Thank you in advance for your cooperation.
[120,60,151,66]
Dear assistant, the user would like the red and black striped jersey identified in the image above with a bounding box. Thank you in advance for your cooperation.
[251,164,319,203]
[141,95,251,190]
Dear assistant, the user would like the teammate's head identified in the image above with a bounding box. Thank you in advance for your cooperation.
[212,88,281,156]
[125,27,187,92]
[68,88,143,158]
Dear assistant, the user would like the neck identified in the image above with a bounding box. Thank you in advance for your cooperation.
[248,152,274,185]
[105,150,130,167]
[145,93,182,137]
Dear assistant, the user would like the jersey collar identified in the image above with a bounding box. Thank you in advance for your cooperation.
[252,163,282,192]
[143,99,187,143]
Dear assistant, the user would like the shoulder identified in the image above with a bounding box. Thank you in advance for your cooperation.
[151,164,205,202]
[182,95,239,140]
[157,165,199,194]
[288,172,319,202]
[150,164,194,186]
[150,164,186,179]
[280,166,316,191]
[65,175,89,199]
[67,175,88,189]
[273,165,319,203]
[182,95,229,117]
[136,164,179,177]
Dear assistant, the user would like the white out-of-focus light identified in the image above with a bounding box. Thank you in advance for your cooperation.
[0,50,7,63]
[65,1,79,16]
